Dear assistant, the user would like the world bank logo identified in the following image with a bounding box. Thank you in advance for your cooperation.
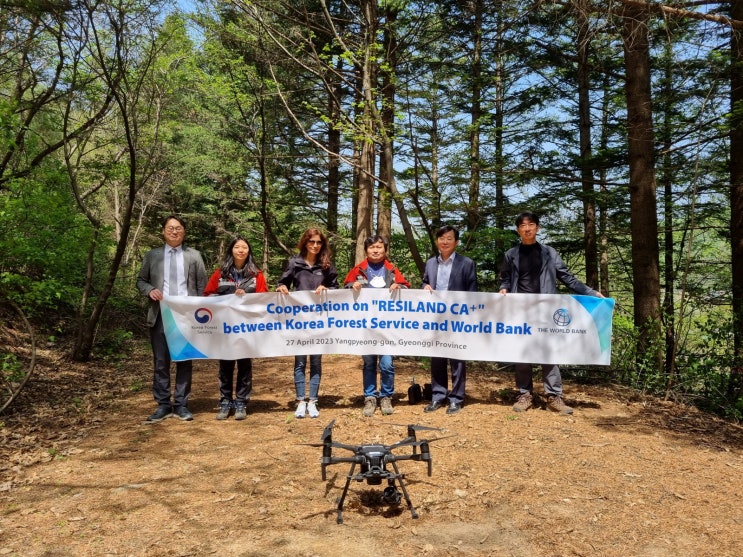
[194,308,213,324]
[552,308,572,327]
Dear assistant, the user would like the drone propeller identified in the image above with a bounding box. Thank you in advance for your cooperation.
[320,419,336,443]
[387,433,455,451]
[390,423,443,432]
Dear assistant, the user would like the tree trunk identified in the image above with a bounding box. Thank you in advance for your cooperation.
[493,2,506,255]
[354,0,378,263]
[575,0,599,290]
[621,2,663,372]
[326,57,343,236]
[659,39,678,389]
[377,3,397,242]
[466,0,483,238]
[730,0,743,387]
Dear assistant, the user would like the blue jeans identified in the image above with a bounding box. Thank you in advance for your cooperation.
[294,354,322,400]
[362,354,395,399]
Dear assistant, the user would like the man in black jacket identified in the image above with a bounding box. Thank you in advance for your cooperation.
[499,211,604,415]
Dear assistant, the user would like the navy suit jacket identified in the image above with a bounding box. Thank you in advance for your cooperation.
[422,253,477,292]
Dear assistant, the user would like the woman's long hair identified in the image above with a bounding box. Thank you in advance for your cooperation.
[220,236,260,279]
[297,227,333,270]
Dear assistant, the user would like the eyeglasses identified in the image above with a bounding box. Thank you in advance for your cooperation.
[307,240,323,245]
[165,226,184,232]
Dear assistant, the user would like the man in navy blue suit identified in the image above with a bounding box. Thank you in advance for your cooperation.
[421,225,478,415]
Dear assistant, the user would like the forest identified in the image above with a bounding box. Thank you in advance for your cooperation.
[1,0,742,420]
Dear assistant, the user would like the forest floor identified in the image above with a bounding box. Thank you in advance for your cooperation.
[1,328,743,557]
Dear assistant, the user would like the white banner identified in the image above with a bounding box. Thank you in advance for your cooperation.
[160,289,615,365]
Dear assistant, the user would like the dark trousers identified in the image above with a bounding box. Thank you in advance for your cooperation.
[430,357,466,405]
[218,358,253,403]
[514,363,563,396]
[150,311,192,408]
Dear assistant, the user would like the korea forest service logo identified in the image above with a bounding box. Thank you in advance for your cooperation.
[552,308,572,327]
[194,308,213,324]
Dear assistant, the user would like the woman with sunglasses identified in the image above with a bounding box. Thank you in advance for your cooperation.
[276,228,338,418]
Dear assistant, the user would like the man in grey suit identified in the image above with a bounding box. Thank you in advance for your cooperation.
[421,225,478,415]
[137,215,207,422]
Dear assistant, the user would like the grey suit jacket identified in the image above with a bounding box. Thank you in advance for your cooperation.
[136,245,207,327]
[422,253,478,292]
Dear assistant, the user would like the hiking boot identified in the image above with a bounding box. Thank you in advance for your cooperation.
[233,402,247,421]
[547,395,574,415]
[363,396,377,417]
[307,400,320,418]
[379,397,394,416]
[512,392,533,412]
[295,400,307,418]
[216,399,232,420]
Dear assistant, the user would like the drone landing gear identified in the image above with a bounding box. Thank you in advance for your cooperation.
[335,461,419,524]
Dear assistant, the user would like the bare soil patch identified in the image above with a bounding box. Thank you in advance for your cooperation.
[1,337,742,557]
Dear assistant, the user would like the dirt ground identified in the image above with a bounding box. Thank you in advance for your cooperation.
[1,336,743,557]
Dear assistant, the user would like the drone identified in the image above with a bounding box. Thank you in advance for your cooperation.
[307,420,446,524]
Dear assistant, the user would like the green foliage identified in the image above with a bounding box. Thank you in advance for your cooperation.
[96,329,135,360]
[676,316,741,420]
[610,306,743,420]
[0,174,95,316]
[1,352,24,384]
[463,226,517,291]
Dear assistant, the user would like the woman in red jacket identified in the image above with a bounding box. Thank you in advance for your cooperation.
[204,236,268,420]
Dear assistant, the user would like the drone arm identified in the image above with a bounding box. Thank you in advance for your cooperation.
[331,455,365,464]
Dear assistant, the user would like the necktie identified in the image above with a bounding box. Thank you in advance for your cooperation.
[169,248,178,296]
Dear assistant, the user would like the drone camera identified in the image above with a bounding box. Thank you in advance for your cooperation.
[360,461,385,484]
[381,486,402,505]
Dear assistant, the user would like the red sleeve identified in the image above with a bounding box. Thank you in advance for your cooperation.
[343,262,363,286]
[394,267,411,288]
[255,271,269,293]
[203,270,221,295]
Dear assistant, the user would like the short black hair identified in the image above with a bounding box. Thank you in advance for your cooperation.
[364,235,389,251]
[515,211,539,227]
[435,224,459,241]
[162,214,186,229]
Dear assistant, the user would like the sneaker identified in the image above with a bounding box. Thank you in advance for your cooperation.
[173,406,193,421]
[379,397,393,416]
[363,396,377,417]
[234,402,247,421]
[216,399,232,420]
[295,400,307,418]
[146,405,172,423]
[512,392,533,412]
[307,400,320,418]
[547,395,574,415]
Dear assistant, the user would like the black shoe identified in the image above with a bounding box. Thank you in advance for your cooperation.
[446,402,462,415]
[424,400,445,413]
[146,405,172,423]
[234,402,247,421]
[173,406,193,421]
